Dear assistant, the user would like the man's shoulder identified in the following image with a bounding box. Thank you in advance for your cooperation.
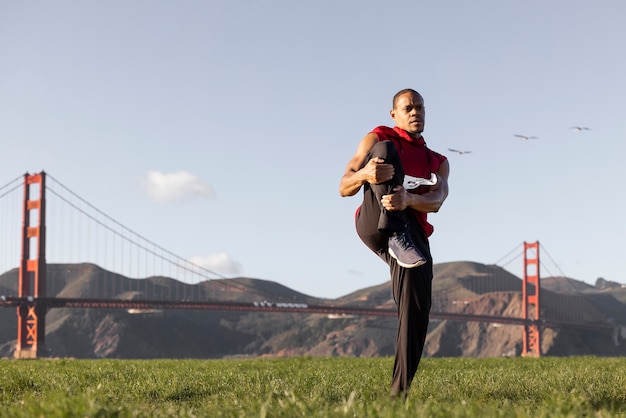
[427,147,448,163]
[370,125,396,140]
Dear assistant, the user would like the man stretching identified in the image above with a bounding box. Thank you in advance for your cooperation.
[339,88,450,398]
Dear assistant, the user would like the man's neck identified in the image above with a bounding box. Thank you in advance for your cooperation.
[395,126,423,140]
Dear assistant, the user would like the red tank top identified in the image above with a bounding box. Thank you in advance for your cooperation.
[371,126,447,237]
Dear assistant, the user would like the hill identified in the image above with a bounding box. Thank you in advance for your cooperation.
[0,262,625,359]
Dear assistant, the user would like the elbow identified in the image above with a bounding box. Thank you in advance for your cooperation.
[427,197,445,213]
[339,189,352,197]
[339,181,355,197]
[432,195,447,213]
[339,186,358,197]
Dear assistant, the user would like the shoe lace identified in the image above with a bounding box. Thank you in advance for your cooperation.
[396,231,414,250]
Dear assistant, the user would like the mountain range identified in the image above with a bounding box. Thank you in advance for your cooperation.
[1,262,625,359]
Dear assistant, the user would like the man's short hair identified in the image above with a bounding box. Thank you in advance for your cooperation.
[393,89,422,109]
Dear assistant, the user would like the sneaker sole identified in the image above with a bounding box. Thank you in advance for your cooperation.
[388,248,427,268]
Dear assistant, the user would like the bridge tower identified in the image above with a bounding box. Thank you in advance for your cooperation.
[14,172,47,359]
[522,241,541,357]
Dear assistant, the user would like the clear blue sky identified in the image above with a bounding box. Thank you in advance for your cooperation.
[1,1,625,298]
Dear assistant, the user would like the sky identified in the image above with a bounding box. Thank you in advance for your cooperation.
[1,1,625,299]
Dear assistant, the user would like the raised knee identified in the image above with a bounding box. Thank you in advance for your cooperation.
[370,140,397,159]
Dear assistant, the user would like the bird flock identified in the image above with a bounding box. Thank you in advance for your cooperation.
[448,126,591,156]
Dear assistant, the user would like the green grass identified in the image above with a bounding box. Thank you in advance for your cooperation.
[0,357,625,417]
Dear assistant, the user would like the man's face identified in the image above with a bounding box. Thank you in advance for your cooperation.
[390,92,425,136]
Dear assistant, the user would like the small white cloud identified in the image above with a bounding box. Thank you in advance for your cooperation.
[141,170,214,203]
[188,252,243,277]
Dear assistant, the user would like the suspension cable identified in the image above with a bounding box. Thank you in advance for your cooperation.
[46,186,225,280]
[0,174,24,193]
[493,243,523,267]
[0,181,23,199]
[45,174,269,297]
[540,244,566,277]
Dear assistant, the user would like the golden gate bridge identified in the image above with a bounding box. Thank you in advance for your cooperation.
[0,172,620,359]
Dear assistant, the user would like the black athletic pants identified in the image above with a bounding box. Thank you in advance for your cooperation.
[355,141,433,397]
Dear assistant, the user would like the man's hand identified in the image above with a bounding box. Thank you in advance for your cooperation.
[363,157,395,185]
[381,186,408,211]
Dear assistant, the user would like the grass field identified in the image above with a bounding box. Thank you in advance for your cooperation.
[1,356,625,417]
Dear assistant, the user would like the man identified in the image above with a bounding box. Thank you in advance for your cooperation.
[339,88,449,397]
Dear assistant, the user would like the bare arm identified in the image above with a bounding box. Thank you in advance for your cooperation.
[381,159,450,213]
[339,133,395,197]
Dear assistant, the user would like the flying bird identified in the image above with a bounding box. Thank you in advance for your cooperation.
[570,126,591,132]
[448,148,472,155]
[514,134,538,141]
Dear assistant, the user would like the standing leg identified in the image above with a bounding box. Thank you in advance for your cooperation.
[389,216,433,398]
